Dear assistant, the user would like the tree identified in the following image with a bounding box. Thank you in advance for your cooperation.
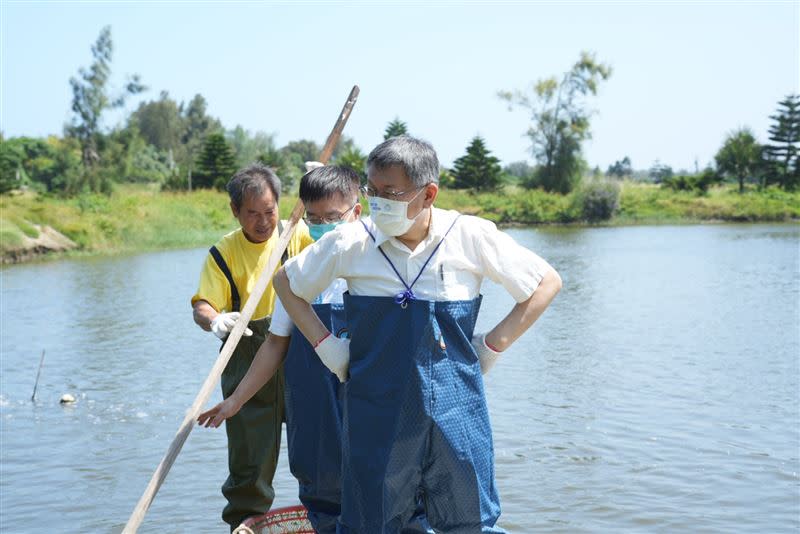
[228,126,276,168]
[0,139,25,193]
[281,139,320,164]
[384,118,408,140]
[332,135,358,161]
[130,91,182,153]
[606,156,632,178]
[256,146,302,194]
[180,94,221,187]
[64,26,146,192]
[452,136,503,192]
[195,133,237,189]
[715,128,761,193]
[499,51,611,193]
[763,94,800,190]
[335,146,367,180]
[0,136,81,193]
[649,161,673,183]
[125,137,171,183]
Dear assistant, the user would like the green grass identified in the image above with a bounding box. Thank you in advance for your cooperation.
[437,182,799,225]
[1,181,797,262]
[0,222,24,253]
[617,182,800,223]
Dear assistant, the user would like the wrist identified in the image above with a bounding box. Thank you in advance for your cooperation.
[228,392,244,411]
[483,333,504,353]
[313,331,331,349]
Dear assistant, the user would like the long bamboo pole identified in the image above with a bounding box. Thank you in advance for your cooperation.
[122,85,360,533]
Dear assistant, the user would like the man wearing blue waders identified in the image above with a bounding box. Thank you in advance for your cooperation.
[191,163,314,531]
[198,165,431,534]
[274,136,563,533]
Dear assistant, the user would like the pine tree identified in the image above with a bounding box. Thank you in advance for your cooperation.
[764,94,800,190]
[194,132,236,189]
[383,118,408,140]
[452,136,503,192]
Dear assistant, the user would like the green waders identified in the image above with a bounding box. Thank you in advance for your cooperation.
[220,317,285,530]
[208,237,288,532]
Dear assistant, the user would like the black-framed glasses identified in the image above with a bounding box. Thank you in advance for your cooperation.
[360,184,428,201]
[302,202,358,226]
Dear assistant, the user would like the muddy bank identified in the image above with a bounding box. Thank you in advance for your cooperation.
[2,225,77,264]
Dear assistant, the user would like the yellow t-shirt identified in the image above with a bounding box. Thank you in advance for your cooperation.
[191,221,314,320]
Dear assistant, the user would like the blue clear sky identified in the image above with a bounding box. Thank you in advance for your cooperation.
[2,1,798,171]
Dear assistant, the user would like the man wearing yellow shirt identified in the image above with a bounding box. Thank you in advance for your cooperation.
[191,162,314,531]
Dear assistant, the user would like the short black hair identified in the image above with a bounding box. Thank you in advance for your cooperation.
[299,165,360,204]
[227,162,281,210]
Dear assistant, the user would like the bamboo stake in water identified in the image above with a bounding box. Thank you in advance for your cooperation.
[122,85,360,534]
[31,349,45,402]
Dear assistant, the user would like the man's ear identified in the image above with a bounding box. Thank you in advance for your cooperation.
[423,182,439,208]
[230,201,239,218]
[353,202,363,218]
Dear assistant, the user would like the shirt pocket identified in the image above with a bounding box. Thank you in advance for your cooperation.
[438,267,479,301]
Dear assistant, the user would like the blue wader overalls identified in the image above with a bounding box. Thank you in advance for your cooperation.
[336,219,503,533]
[208,231,288,531]
[285,303,433,534]
[284,302,348,533]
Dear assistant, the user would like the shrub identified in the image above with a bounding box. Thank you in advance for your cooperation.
[662,168,722,194]
[161,171,189,192]
[574,179,620,222]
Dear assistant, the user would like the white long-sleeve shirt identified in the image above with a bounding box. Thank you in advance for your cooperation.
[268,278,348,337]
[284,207,551,305]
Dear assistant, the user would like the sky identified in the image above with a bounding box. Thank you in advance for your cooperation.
[1,1,798,172]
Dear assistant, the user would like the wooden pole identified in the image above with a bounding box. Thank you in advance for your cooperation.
[31,349,45,401]
[122,85,360,534]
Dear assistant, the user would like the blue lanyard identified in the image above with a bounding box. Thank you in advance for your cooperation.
[360,215,461,308]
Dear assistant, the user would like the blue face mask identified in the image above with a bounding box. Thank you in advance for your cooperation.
[309,221,343,241]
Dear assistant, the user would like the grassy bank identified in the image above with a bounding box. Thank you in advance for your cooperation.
[438,182,800,225]
[1,182,798,262]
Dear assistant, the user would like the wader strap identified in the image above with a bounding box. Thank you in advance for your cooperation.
[359,215,461,306]
[209,245,241,313]
[210,222,288,314]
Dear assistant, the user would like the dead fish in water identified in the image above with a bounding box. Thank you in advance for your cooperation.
[59,393,76,404]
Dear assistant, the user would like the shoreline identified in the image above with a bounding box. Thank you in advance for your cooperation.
[4,218,798,266]
[2,183,798,265]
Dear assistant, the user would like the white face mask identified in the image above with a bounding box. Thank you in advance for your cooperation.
[368,189,426,237]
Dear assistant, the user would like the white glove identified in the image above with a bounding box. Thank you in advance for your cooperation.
[314,334,350,383]
[304,161,324,173]
[210,312,253,340]
[471,333,502,375]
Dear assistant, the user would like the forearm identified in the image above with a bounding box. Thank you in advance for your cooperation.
[486,268,562,351]
[228,334,290,407]
[273,267,329,345]
[193,300,218,331]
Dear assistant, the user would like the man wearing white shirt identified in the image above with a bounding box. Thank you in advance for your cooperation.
[273,136,562,533]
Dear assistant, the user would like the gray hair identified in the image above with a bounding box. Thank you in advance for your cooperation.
[367,135,439,187]
[227,162,282,210]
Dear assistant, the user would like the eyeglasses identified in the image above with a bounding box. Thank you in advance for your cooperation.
[303,202,358,226]
[360,184,428,201]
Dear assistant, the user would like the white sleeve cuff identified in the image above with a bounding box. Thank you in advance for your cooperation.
[268,299,294,337]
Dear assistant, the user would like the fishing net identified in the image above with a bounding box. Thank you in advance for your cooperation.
[233,505,314,534]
